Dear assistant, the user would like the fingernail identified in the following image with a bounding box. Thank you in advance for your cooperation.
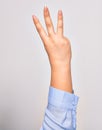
[32,15,38,22]
[32,15,36,19]
[58,10,62,15]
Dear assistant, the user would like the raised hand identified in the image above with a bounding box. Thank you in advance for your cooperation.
[32,6,72,70]
[32,6,73,93]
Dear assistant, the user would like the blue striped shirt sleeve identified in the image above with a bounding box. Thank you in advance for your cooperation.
[40,86,79,130]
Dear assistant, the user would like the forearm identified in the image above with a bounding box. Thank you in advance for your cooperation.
[50,63,73,93]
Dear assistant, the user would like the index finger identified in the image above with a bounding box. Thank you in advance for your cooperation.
[32,15,48,43]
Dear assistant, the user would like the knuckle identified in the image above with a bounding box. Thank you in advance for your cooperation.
[58,24,63,28]
[37,27,41,33]
[64,39,68,44]
[58,21,63,28]
[60,38,70,46]
[64,37,70,43]
[46,22,51,28]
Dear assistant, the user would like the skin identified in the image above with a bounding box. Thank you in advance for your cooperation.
[32,6,73,93]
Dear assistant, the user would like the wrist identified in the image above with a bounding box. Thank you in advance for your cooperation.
[50,63,73,93]
[51,62,71,72]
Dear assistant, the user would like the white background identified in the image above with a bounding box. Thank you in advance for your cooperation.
[0,0,102,130]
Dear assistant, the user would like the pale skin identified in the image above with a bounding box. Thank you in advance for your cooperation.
[32,6,73,93]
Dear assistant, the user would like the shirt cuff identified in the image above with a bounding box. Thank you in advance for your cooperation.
[48,86,79,110]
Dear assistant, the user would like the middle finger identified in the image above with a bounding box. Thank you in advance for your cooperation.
[44,6,55,36]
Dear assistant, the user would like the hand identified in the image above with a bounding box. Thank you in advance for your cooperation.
[32,6,72,70]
